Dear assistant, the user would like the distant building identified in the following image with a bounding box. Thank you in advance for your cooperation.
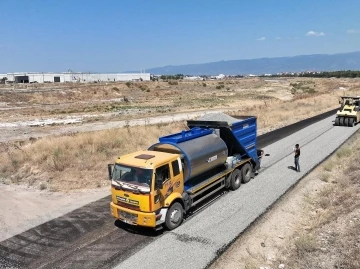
[4,72,150,84]
[210,74,226,80]
[183,76,203,81]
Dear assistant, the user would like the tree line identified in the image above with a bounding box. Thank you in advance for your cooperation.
[266,70,360,78]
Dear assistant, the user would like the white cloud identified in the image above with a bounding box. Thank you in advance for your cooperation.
[306,31,325,36]
[275,37,282,40]
[347,29,360,34]
[256,37,266,41]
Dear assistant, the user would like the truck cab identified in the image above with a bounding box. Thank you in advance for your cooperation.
[109,151,185,229]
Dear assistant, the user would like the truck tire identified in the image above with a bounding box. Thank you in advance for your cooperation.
[165,202,183,230]
[241,163,252,183]
[335,117,339,126]
[339,117,344,126]
[344,118,349,127]
[229,169,242,190]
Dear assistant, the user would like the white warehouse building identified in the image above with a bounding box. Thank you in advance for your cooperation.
[3,72,150,83]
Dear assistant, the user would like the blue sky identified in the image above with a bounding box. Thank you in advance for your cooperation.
[1,0,360,72]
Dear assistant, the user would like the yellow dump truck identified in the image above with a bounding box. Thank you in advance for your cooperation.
[334,96,360,127]
[108,116,261,230]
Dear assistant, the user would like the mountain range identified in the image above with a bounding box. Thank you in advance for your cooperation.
[138,51,360,75]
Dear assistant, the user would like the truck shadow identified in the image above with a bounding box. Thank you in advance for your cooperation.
[114,220,164,237]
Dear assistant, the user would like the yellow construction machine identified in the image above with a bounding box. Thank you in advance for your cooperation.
[334,96,360,127]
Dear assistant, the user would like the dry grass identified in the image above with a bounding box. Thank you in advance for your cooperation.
[0,122,187,190]
[278,133,360,269]
[1,77,360,191]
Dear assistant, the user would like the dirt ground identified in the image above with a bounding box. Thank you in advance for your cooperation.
[0,77,359,254]
[1,77,358,144]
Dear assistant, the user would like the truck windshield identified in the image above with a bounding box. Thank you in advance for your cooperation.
[113,164,153,188]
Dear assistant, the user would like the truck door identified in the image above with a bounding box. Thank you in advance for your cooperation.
[154,160,183,209]
[153,164,171,211]
[170,159,183,195]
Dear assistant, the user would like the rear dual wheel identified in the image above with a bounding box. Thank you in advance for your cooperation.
[229,163,253,191]
[229,169,242,190]
[241,163,252,183]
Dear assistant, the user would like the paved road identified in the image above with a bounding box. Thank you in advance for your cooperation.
[0,111,356,269]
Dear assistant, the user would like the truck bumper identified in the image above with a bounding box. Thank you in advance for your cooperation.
[110,202,157,228]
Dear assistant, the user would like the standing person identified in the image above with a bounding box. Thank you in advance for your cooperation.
[294,144,300,172]
[256,149,264,174]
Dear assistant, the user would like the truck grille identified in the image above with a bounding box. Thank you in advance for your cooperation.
[119,210,138,222]
[117,201,140,211]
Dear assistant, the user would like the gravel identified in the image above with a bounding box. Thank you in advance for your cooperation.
[115,115,359,269]
[197,112,241,124]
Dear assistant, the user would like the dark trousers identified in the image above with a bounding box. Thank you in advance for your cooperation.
[294,157,300,171]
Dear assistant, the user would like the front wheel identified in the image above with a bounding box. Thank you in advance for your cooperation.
[165,202,183,230]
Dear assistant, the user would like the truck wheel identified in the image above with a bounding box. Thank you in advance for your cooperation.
[344,118,349,127]
[339,117,344,126]
[335,117,339,126]
[349,118,354,127]
[241,163,252,183]
[165,202,183,230]
[229,169,242,190]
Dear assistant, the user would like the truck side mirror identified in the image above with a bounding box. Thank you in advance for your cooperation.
[155,175,163,190]
[108,164,114,180]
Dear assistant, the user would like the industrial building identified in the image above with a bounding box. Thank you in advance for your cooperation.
[2,72,150,83]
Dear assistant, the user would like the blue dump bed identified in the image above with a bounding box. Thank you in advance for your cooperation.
[187,116,258,164]
[158,127,213,143]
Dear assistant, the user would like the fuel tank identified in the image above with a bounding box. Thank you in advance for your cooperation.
[148,128,228,182]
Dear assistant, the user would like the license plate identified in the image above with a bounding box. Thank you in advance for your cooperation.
[121,219,133,224]
[119,210,138,222]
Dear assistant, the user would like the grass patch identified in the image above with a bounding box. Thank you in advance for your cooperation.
[319,172,330,182]
[294,234,318,255]
[168,80,178,85]
[323,160,335,172]
[335,147,351,158]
